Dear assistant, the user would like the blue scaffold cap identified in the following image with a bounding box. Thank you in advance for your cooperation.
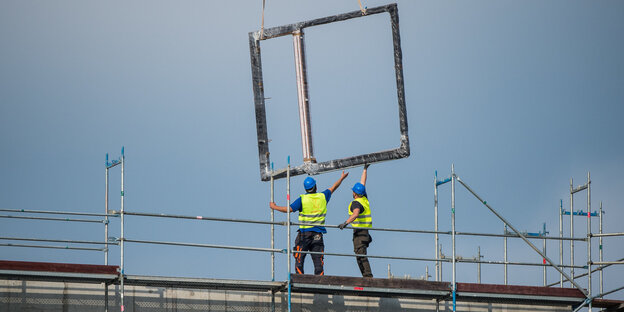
[303,177,316,190]
[352,182,366,196]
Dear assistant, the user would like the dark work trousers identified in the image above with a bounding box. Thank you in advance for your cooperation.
[353,229,373,277]
[294,231,325,275]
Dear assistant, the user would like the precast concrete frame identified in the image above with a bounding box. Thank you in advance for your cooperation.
[249,3,410,181]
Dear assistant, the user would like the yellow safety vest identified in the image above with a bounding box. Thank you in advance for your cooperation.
[299,193,327,229]
[348,197,372,228]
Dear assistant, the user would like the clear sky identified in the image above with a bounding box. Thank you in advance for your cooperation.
[1,0,623,300]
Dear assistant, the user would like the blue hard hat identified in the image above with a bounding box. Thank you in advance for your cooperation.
[352,182,366,195]
[303,177,316,190]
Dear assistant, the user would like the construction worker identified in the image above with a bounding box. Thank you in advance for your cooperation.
[270,171,349,275]
[339,164,373,277]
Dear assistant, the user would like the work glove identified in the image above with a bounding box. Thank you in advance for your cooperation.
[338,222,348,230]
[364,163,370,170]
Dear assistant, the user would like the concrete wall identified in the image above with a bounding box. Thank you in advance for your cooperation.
[1,280,572,312]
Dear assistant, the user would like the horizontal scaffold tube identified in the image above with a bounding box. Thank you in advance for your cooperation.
[0,215,104,223]
[454,230,586,242]
[598,285,624,298]
[592,261,624,265]
[119,211,587,242]
[123,238,284,254]
[294,250,450,262]
[0,208,117,217]
[302,222,446,235]
[0,237,117,245]
[455,258,586,269]
[546,257,624,287]
[571,184,588,194]
[293,250,585,269]
[117,211,283,226]
[0,243,106,251]
[292,222,586,241]
[591,232,624,238]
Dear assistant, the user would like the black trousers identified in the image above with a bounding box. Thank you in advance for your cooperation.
[294,231,324,275]
[353,229,373,277]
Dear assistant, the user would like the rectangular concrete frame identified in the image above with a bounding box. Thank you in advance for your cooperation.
[249,3,409,181]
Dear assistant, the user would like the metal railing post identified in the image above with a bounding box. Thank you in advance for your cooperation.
[439,243,443,280]
[587,172,592,312]
[477,246,481,284]
[270,163,275,282]
[105,149,123,312]
[504,225,508,285]
[559,199,563,288]
[599,201,603,297]
[105,155,109,266]
[286,157,292,312]
[543,237,547,286]
[434,171,439,281]
[570,178,575,287]
[451,164,456,312]
[120,147,125,312]
[270,163,275,312]
[105,282,109,312]
[105,161,109,312]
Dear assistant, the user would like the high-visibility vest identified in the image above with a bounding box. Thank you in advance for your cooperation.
[348,197,372,228]
[299,193,327,229]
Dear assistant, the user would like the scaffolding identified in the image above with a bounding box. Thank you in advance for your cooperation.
[1,151,623,312]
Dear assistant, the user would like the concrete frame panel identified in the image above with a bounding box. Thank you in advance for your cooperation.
[249,3,409,181]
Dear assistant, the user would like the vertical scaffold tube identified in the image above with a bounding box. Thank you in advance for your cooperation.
[105,162,109,266]
[287,157,292,312]
[105,155,109,312]
[292,30,315,163]
[105,282,109,312]
[504,225,508,285]
[559,199,563,288]
[543,238,547,286]
[439,244,443,280]
[587,172,592,312]
[120,147,125,312]
[270,163,275,282]
[270,163,275,312]
[477,246,481,284]
[599,201,603,297]
[570,178,574,287]
[451,164,456,312]
[434,171,439,281]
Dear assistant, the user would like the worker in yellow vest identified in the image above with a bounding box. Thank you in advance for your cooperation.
[270,171,349,275]
[339,164,373,277]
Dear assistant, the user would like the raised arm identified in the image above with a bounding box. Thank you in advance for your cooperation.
[360,164,370,186]
[270,202,293,213]
[328,171,349,194]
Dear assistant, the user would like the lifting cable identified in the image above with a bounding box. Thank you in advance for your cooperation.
[358,0,368,15]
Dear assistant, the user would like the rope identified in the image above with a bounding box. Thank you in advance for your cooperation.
[357,0,367,15]
[260,0,266,39]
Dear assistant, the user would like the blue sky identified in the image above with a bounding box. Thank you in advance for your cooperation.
[1,0,623,299]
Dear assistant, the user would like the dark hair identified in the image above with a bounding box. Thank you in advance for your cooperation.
[305,186,317,194]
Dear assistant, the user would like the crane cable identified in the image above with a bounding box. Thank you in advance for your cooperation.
[358,0,368,15]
